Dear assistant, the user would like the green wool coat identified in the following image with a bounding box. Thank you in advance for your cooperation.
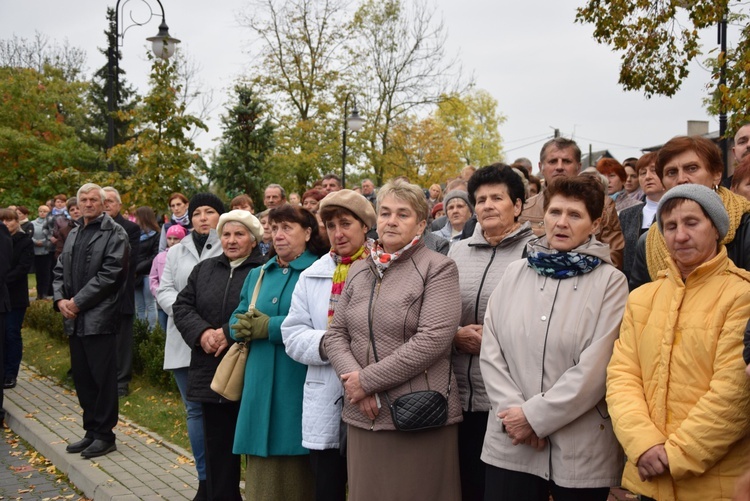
[230,250,317,457]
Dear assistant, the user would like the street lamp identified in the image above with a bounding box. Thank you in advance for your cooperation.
[107,0,180,168]
[342,93,365,189]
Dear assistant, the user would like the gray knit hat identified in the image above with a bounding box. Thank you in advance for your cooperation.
[657,184,729,240]
[443,190,474,215]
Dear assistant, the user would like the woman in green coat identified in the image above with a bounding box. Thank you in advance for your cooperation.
[230,204,328,500]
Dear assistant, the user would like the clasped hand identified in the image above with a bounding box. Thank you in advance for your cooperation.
[498,407,547,450]
[455,324,483,355]
[637,444,669,482]
[57,298,80,320]
[233,308,270,341]
[341,371,380,420]
[199,328,228,357]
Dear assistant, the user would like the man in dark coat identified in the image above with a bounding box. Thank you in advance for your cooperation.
[103,187,140,397]
[0,208,34,388]
[53,183,129,459]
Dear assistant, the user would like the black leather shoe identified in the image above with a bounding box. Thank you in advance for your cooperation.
[3,378,16,389]
[81,439,116,459]
[66,437,94,453]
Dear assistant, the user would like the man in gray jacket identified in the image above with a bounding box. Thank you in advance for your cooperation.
[53,183,129,459]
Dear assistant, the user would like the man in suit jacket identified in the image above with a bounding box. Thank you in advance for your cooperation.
[103,187,140,397]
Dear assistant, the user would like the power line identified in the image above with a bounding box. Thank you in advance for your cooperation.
[503,132,553,145]
[503,136,553,154]
[574,135,644,150]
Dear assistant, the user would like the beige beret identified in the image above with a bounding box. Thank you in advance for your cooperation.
[217,210,264,243]
[319,189,377,229]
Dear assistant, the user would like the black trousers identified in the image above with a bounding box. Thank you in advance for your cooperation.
[484,465,610,501]
[309,448,347,501]
[0,313,5,423]
[202,401,242,501]
[116,313,133,391]
[69,334,118,442]
[34,254,53,299]
[459,410,489,501]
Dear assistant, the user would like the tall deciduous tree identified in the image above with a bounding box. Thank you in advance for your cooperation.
[239,0,350,191]
[109,52,207,209]
[351,0,463,186]
[0,66,100,207]
[383,115,463,186]
[212,85,276,204]
[576,0,750,132]
[436,89,505,167]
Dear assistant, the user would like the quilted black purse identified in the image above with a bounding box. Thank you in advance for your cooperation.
[367,279,451,432]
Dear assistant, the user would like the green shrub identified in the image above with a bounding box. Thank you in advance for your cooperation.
[133,318,176,392]
[26,304,176,392]
[24,300,65,339]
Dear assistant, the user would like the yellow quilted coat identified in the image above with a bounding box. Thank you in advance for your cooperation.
[607,247,750,501]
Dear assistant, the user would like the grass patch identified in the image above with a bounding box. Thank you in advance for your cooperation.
[21,327,190,451]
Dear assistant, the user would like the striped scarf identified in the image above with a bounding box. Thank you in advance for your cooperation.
[646,186,750,280]
[327,246,367,326]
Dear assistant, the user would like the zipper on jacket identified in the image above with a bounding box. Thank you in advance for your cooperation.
[221,267,235,321]
[466,246,497,412]
[366,275,381,430]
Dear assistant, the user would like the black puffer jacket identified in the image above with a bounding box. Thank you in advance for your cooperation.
[173,247,265,402]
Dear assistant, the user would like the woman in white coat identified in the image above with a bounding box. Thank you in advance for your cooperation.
[480,176,629,501]
[156,193,224,500]
[281,190,376,501]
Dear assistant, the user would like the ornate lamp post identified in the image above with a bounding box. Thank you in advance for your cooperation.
[107,0,180,169]
[341,93,365,189]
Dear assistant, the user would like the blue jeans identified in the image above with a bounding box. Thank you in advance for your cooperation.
[158,309,168,333]
[172,367,206,480]
[134,278,157,330]
[4,308,26,380]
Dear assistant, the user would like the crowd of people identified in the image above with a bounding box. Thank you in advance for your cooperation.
[1,123,750,500]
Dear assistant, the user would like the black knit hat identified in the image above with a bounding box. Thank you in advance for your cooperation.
[188,193,225,221]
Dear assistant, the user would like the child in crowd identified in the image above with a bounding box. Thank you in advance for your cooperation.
[149,224,187,332]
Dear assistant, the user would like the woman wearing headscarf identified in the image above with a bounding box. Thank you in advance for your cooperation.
[230,204,328,501]
[282,190,377,501]
[325,179,462,501]
[607,184,750,501]
[173,210,265,500]
[447,164,535,501]
[156,192,225,500]
[480,176,629,500]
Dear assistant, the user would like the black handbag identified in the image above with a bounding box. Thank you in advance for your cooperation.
[367,279,451,432]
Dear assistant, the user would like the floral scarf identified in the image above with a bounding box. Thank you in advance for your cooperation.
[328,246,367,326]
[367,235,421,278]
[173,211,190,227]
[527,250,601,279]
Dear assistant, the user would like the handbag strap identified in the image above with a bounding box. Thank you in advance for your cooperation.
[366,277,453,404]
[249,267,265,310]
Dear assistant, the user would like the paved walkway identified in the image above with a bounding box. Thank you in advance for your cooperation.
[0,425,80,500]
[3,364,199,501]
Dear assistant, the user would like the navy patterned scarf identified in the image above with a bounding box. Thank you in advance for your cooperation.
[527,250,601,279]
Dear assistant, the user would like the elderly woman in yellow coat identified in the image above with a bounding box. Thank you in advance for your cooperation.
[607,184,750,501]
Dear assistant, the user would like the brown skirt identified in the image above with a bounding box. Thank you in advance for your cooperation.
[347,424,460,501]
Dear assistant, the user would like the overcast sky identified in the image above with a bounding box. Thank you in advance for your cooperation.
[1,0,735,176]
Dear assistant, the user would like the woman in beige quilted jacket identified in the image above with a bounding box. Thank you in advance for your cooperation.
[325,179,462,501]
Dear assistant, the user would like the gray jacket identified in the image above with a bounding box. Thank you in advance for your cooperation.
[53,213,129,336]
[448,222,534,412]
[480,236,628,487]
